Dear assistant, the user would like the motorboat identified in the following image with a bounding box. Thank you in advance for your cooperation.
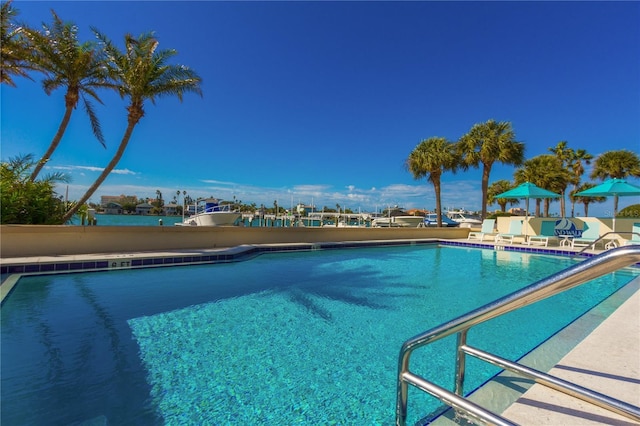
[372,216,424,227]
[445,209,483,228]
[308,212,372,228]
[372,207,424,228]
[423,213,460,227]
[175,198,241,226]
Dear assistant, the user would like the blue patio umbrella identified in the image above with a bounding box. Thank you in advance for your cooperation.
[495,182,561,236]
[575,178,640,230]
[575,178,640,211]
[495,182,561,200]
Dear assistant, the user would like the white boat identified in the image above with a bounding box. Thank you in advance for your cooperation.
[175,198,241,226]
[309,212,372,227]
[445,209,483,228]
[372,216,424,227]
[372,207,424,228]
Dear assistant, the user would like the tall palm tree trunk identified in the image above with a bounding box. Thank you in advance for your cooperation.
[544,199,551,217]
[433,177,442,227]
[29,103,74,181]
[481,165,491,219]
[61,120,136,223]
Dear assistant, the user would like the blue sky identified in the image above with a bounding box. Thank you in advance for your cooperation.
[2,1,639,216]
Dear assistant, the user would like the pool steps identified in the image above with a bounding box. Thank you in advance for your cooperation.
[399,246,640,425]
[430,276,640,425]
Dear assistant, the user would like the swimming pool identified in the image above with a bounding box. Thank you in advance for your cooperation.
[1,245,638,425]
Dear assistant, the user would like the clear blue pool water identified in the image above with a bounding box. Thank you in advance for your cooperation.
[1,245,638,425]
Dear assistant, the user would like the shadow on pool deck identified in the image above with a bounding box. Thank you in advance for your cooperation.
[500,281,640,425]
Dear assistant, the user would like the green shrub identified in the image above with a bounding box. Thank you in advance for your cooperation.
[618,204,640,218]
[1,154,69,224]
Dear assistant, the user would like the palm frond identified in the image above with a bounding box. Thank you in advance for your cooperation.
[1,0,34,86]
[81,94,106,148]
[6,153,35,177]
[40,170,70,184]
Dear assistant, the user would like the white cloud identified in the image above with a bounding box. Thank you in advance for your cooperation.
[112,168,137,175]
[200,179,239,186]
[50,165,137,175]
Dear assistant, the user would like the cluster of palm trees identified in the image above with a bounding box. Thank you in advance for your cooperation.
[1,1,202,223]
[407,119,640,225]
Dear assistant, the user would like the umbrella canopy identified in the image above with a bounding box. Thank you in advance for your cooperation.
[575,178,640,229]
[495,182,560,236]
[495,182,561,200]
[574,178,640,198]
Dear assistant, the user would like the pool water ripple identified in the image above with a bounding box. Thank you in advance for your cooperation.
[1,245,638,425]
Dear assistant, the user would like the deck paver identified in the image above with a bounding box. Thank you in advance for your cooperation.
[501,284,640,425]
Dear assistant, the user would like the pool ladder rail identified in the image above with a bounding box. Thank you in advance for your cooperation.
[396,245,640,426]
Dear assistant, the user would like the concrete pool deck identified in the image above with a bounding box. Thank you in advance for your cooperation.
[1,239,639,424]
[502,280,640,425]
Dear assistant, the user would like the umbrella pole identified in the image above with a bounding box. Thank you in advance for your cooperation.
[613,211,616,233]
[524,198,529,238]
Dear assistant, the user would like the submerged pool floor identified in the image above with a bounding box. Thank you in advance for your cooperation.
[1,245,638,425]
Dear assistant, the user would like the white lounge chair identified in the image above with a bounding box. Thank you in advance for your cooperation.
[467,219,496,242]
[624,223,640,246]
[495,219,525,245]
[527,220,559,247]
[571,222,602,250]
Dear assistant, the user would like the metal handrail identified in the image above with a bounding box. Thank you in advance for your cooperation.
[574,231,640,256]
[396,245,640,426]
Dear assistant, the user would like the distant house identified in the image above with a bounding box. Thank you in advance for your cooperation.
[101,195,122,207]
[508,208,527,216]
[135,203,153,215]
[163,203,178,216]
[101,194,137,207]
[104,202,123,215]
[295,204,316,214]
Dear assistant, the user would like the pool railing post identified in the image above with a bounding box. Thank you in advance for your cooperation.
[454,329,468,396]
[396,347,411,426]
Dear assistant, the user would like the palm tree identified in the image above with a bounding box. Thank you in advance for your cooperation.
[548,141,572,217]
[548,141,592,217]
[572,182,606,217]
[487,180,518,213]
[590,149,640,214]
[61,31,202,223]
[514,155,570,217]
[457,119,525,219]
[0,0,32,87]
[568,148,593,217]
[406,137,458,226]
[25,10,113,181]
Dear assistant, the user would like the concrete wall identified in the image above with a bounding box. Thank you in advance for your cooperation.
[0,225,470,258]
[497,216,638,241]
